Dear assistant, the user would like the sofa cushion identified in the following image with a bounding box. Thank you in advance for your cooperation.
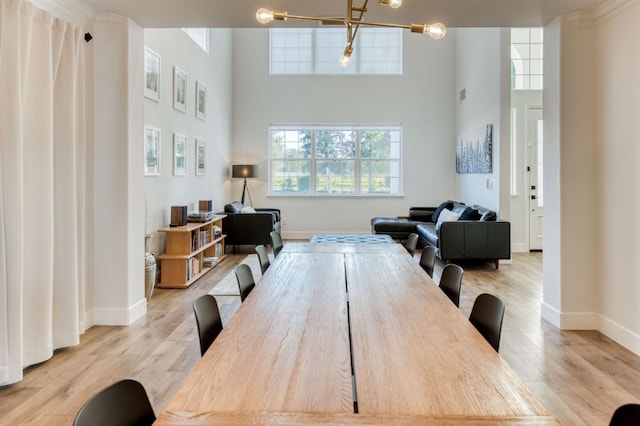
[240,206,257,213]
[416,223,438,247]
[459,207,481,221]
[472,205,497,221]
[436,208,460,231]
[432,201,455,223]
[224,201,244,213]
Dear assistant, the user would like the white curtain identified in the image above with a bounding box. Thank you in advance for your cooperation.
[0,0,89,385]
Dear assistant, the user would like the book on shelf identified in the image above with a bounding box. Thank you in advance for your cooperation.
[187,256,200,280]
[213,225,222,239]
[203,256,219,267]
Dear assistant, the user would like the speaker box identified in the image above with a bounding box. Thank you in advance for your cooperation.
[199,200,213,212]
[171,205,188,226]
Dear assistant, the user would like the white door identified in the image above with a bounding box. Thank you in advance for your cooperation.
[528,107,544,250]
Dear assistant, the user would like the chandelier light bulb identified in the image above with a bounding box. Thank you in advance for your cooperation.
[338,46,353,68]
[379,0,403,8]
[426,23,447,39]
[338,54,352,68]
[256,8,274,24]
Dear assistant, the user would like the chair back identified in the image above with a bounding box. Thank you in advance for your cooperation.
[73,379,155,426]
[270,231,284,258]
[255,244,271,274]
[419,246,437,278]
[193,295,223,356]
[404,233,418,257]
[469,293,505,352]
[610,403,640,425]
[235,263,256,302]
[439,263,463,307]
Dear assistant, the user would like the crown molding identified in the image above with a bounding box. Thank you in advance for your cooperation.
[593,0,638,24]
[29,0,96,27]
[565,11,596,28]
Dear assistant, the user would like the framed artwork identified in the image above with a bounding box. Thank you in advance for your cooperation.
[196,81,206,120]
[144,127,161,176]
[173,66,187,112]
[456,124,493,174]
[173,133,187,176]
[195,139,206,176]
[144,47,160,101]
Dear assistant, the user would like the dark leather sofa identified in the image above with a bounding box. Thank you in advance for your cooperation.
[371,201,510,268]
[217,202,281,247]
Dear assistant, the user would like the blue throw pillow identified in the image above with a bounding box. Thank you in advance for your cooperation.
[459,207,481,221]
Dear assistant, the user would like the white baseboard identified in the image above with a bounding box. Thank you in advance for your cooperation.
[542,302,640,356]
[599,315,640,355]
[511,243,528,253]
[93,298,147,326]
[541,302,561,328]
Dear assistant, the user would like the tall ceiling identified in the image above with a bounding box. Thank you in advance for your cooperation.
[80,0,609,28]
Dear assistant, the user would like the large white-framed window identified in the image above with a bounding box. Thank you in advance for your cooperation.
[270,28,403,75]
[182,28,210,53]
[511,28,543,90]
[269,125,402,196]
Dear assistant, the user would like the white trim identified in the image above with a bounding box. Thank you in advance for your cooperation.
[541,306,640,357]
[541,302,561,328]
[93,298,147,326]
[593,0,639,24]
[600,315,640,356]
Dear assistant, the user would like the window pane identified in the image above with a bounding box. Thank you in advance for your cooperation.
[316,160,355,194]
[271,160,311,193]
[317,131,356,158]
[270,28,402,75]
[511,28,543,91]
[361,160,399,194]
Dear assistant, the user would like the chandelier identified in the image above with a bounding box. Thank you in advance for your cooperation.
[256,0,446,68]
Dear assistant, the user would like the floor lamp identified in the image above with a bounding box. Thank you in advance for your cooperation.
[232,164,258,206]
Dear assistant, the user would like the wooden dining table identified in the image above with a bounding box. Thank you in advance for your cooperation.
[155,242,559,425]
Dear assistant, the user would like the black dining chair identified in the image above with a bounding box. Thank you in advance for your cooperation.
[439,263,463,307]
[234,263,256,303]
[610,403,640,425]
[255,244,271,274]
[193,294,223,356]
[73,379,155,426]
[419,246,438,278]
[469,293,505,352]
[270,231,284,258]
[404,233,419,257]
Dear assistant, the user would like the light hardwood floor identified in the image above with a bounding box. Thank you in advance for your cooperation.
[1,249,639,425]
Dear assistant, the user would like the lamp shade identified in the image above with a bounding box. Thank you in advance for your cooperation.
[232,164,258,179]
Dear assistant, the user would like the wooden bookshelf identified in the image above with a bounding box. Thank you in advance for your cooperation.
[156,215,226,289]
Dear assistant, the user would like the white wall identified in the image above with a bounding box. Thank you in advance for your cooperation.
[93,15,147,325]
[144,29,233,255]
[543,13,599,330]
[595,0,640,351]
[454,28,510,216]
[230,29,457,238]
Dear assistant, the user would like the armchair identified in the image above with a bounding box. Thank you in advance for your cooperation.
[218,202,281,247]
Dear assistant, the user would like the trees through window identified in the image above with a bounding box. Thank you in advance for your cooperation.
[269,126,402,196]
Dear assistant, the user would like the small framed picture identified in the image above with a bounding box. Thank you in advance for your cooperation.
[144,47,160,102]
[173,133,187,176]
[196,81,206,120]
[195,139,206,176]
[144,127,161,176]
[173,66,187,112]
